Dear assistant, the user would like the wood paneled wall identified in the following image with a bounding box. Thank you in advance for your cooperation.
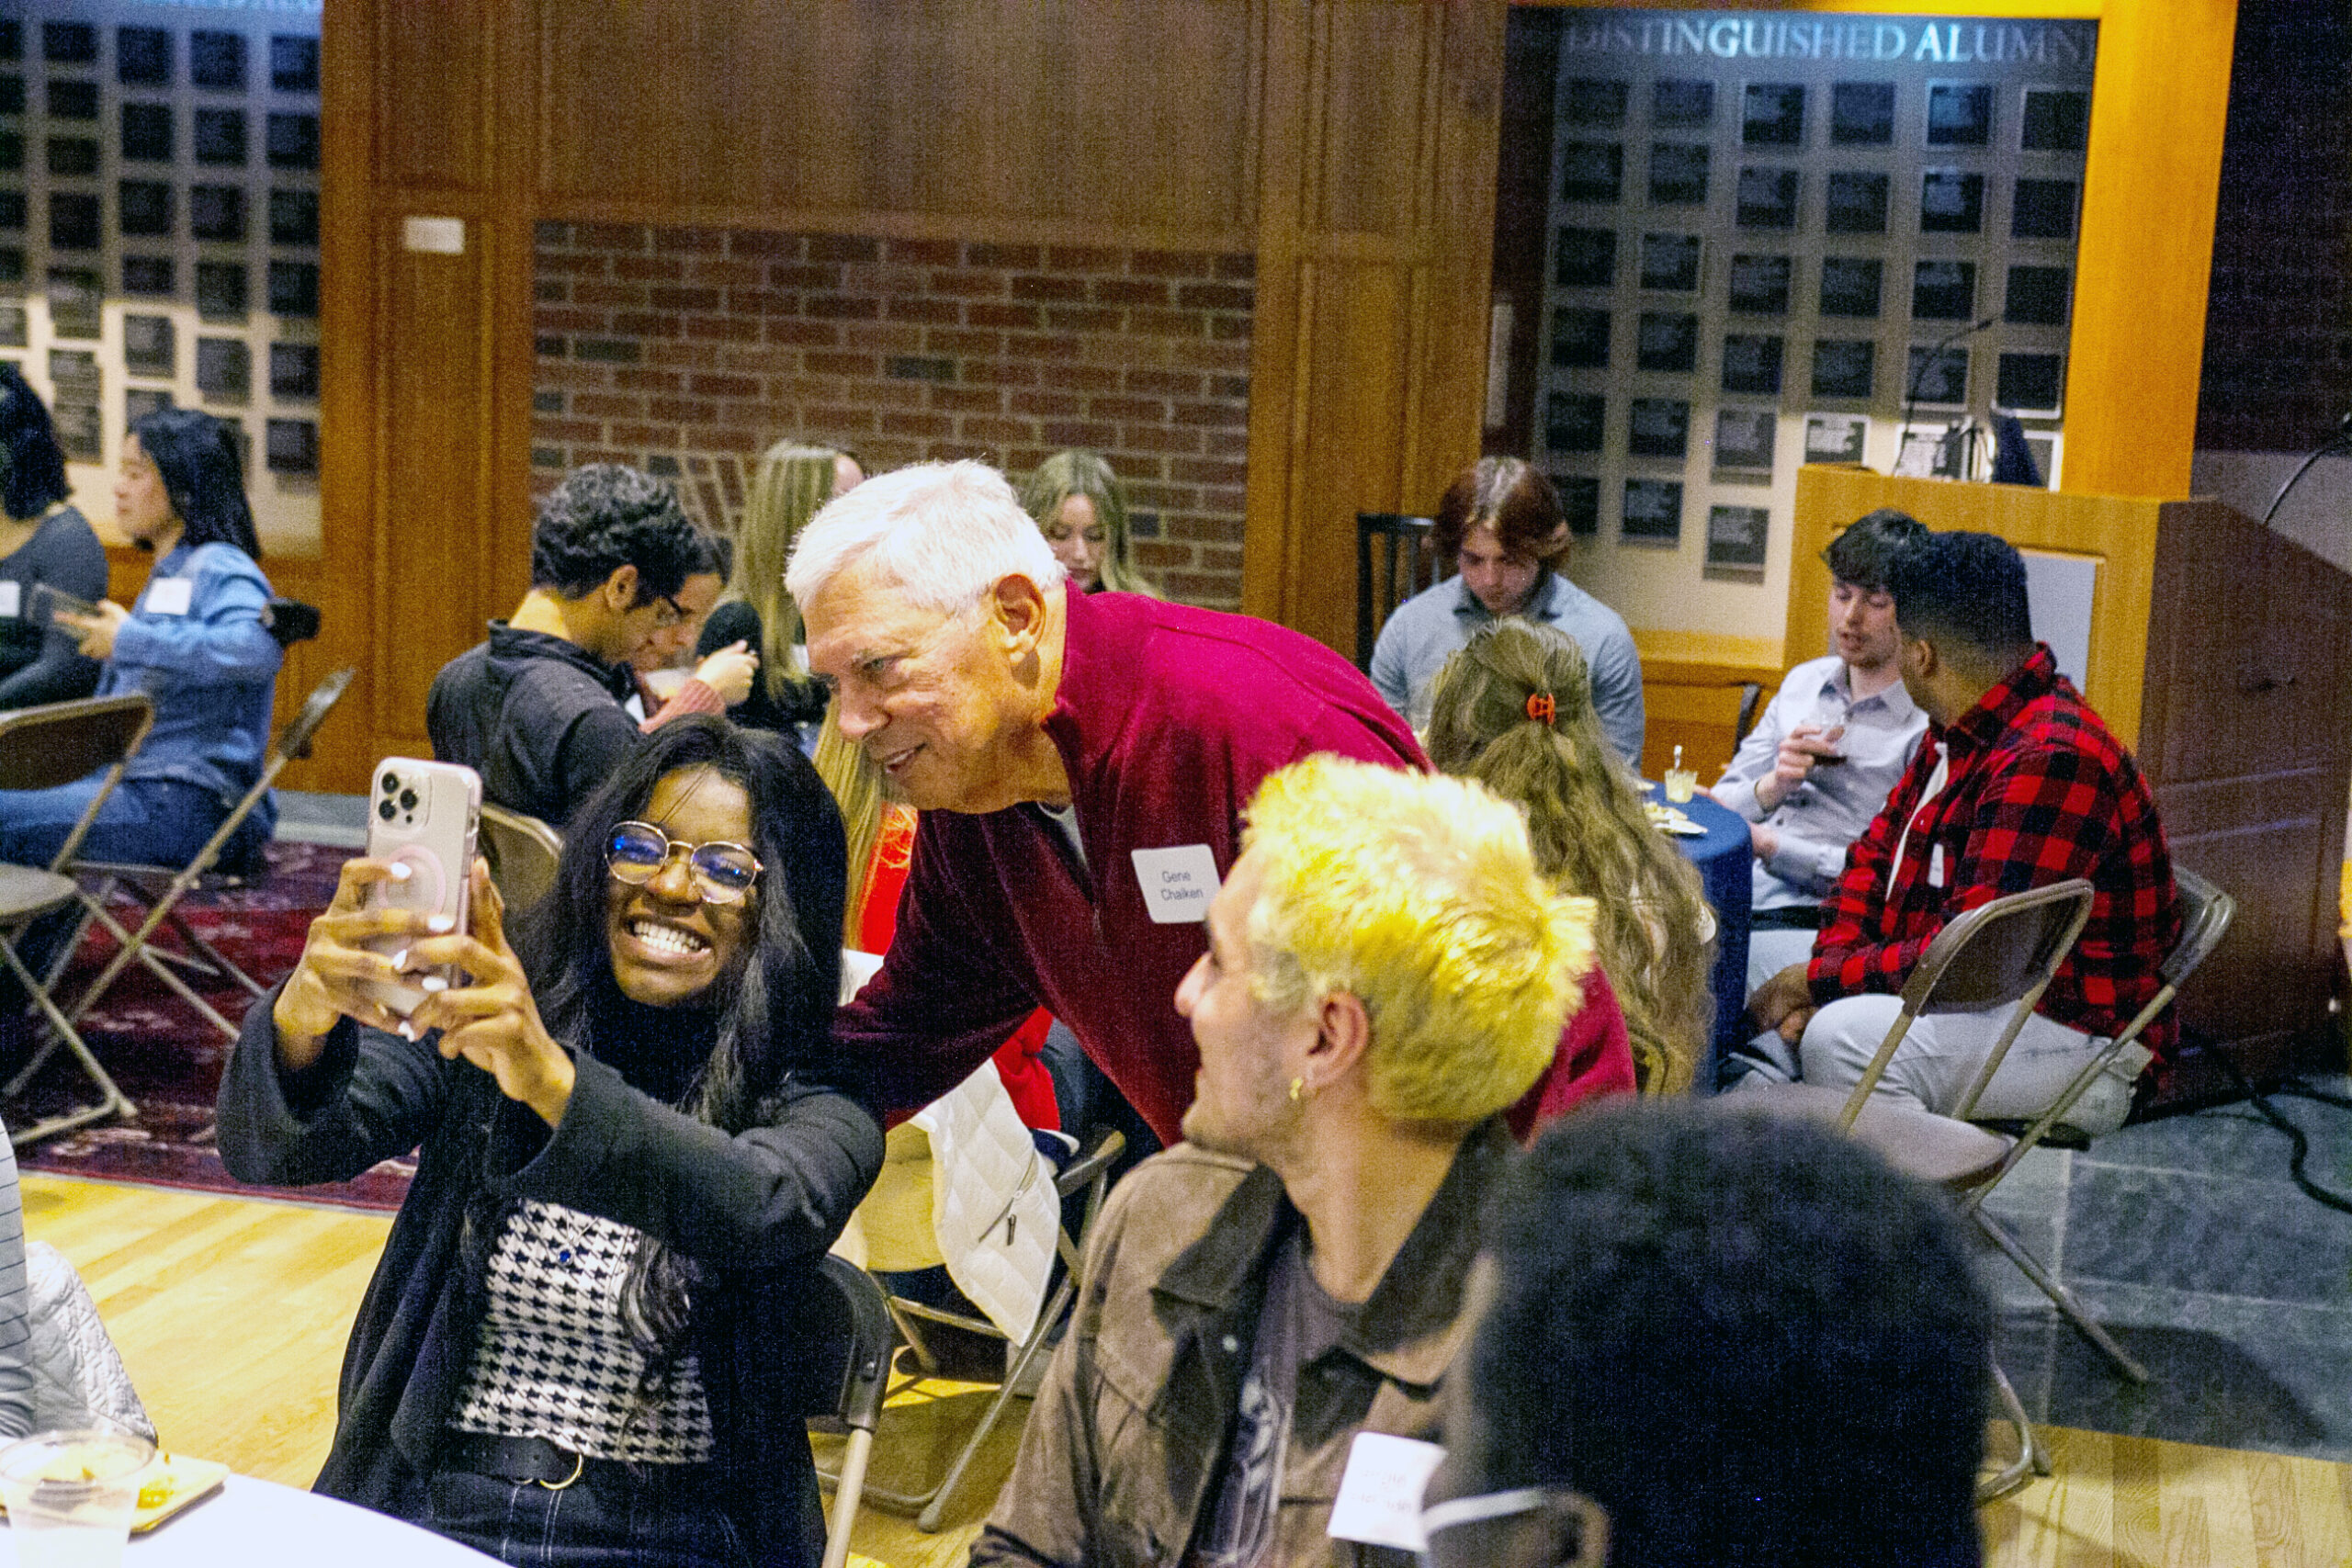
[315,0,1507,790]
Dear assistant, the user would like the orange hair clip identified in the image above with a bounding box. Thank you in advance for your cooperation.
[1525,692,1556,725]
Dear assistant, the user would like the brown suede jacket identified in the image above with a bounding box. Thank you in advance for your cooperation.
[970,1122,1511,1568]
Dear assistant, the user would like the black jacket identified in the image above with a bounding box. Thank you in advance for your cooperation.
[217,989,885,1568]
[425,623,640,827]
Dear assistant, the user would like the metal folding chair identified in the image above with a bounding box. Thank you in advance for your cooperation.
[1742,877,2096,1505]
[480,804,563,913]
[820,1125,1125,1533]
[50,667,355,1049]
[1355,513,1439,670]
[786,1254,898,1568]
[0,694,155,1145]
[1960,868,2233,1384]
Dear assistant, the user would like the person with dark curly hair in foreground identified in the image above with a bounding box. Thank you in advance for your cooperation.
[428,464,753,826]
[1420,1101,1989,1568]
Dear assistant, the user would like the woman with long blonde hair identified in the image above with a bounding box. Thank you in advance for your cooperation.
[1017,449,1159,596]
[1425,620,1714,1093]
[695,439,863,737]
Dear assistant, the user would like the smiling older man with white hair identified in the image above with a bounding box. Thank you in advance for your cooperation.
[786,460,1431,1145]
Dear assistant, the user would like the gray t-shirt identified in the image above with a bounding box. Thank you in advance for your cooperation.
[1186,1231,1357,1568]
[1369,570,1646,768]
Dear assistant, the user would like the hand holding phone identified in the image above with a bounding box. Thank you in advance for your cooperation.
[358,759,481,1018]
[29,583,97,625]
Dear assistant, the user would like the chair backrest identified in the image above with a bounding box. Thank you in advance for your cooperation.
[479,804,563,913]
[2164,867,2234,988]
[0,694,153,795]
[275,665,356,763]
[1735,680,1764,743]
[789,1253,897,1432]
[1901,878,2096,1016]
[1355,513,1440,670]
[261,597,322,649]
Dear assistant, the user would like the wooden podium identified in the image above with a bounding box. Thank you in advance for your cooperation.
[1792,468,2352,1099]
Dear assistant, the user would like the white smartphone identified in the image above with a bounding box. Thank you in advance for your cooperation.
[359,758,481,1019]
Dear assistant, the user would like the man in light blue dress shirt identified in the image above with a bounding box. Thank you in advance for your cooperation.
[1370,458,1645,766]
[1712,511,1929,1085]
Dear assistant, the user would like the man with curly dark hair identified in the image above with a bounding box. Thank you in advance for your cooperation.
[1420,1101,1989,1568]
[428,464,731,826]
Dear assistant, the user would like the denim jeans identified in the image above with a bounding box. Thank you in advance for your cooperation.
[424,1461,749,1568]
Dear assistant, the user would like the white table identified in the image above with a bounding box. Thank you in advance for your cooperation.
[0,1476,499,1565]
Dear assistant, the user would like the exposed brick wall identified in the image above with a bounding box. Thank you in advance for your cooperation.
[531,223,1255,607]
[2196,1,2352,452]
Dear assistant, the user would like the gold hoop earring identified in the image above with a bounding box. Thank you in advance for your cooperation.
[1289,1077,1305,1103]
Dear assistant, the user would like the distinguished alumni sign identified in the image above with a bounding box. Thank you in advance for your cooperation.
[1562,15,2098,70]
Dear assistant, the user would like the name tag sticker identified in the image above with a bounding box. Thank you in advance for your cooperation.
[1328,1432,1445,1551]
[0,582,19,618]
[144,578,193,616]
[1130,844,1220,924]
[1928,844,1947,888]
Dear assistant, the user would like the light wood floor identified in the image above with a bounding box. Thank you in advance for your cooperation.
[23,1176,2352,1568]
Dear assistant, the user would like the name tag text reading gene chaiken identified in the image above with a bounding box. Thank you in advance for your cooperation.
[1131,844,1221,924]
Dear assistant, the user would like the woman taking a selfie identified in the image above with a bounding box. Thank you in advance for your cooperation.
[219,718,881,1568]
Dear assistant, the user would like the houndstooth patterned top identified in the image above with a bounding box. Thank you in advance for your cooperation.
[447,1200,715,1463]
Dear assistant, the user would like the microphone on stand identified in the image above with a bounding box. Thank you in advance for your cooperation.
[1897,313,1999,466]
[2259,408,2352,529]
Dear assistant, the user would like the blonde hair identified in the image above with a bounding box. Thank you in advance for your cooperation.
[1018,449,1159,597]
[1425,621,1713,1094]
[732,440,844,705]
[812,704,892,949]
[1240,755,1596,1123]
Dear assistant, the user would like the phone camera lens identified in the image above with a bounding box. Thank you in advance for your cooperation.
[380,773,399,795]
[377,799,397,821]
[398,789,418,811]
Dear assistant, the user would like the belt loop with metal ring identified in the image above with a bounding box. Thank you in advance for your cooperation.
[535,1447,585,1490]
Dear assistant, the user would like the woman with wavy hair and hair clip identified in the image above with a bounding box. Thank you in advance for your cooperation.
[1425,620,1714,1094]
[697,440,864,740]
[0,367,106,706]
[220,716,883,1568]
[1017,449,1159,596]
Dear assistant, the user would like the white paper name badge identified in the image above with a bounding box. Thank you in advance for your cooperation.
[1130,844,1220,924]
[0,582,18,618]
[1328,1432,1446,1551]
[144,579,193,616]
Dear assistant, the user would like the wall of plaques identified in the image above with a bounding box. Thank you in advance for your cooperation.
[0,1,321,555]
[1534,11,2094,645]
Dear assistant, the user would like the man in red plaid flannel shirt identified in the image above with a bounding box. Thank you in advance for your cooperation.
[1744,531,2181,1130]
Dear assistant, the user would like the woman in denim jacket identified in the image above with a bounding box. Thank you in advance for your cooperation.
[2,407,280,873]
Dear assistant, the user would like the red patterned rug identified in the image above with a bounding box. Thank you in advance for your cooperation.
[6,841,413,1213]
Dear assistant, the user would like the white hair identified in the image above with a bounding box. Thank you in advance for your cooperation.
[785,460,1067,615]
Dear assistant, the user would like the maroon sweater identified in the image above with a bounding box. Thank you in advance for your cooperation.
[834,588,1427,1144]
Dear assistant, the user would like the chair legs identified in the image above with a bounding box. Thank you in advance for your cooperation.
[0,932,135,1148]
[820,1428,875,1568]
[1979,1357,2049,1504]
[824,1265,1079,1534]
[1973,1209,2150,1383]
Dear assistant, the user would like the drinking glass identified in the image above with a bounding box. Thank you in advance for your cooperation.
[0,1428,156,1568]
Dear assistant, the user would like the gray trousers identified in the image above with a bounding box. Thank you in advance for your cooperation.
[1791,993,2141,1133]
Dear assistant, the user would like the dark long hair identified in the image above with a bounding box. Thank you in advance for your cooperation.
[0,367,70,521]
[130,408,261,558]
[469,717,848,1362]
